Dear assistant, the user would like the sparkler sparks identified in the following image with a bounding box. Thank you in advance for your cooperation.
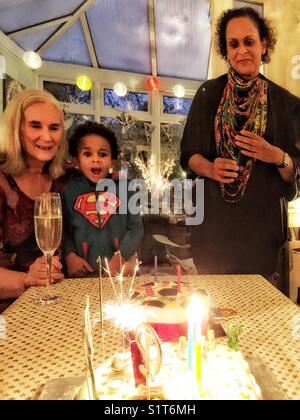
[102,255,146,333]
[104,302,148,332]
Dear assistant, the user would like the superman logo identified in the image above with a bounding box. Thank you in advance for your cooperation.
[74,192,121,228]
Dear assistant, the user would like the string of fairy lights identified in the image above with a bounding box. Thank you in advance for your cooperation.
[134,154,175,193]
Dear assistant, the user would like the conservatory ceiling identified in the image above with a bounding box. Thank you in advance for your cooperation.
[0,0,212,81]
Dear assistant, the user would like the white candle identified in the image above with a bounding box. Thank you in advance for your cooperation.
[154,254,158,283]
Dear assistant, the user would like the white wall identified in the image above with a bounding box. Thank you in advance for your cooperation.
[0,31,36,113]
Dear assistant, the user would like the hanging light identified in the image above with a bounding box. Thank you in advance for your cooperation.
[76,75,92,91]
[23,51,42,70]
[147,77,159,91]
[173,84,185,98]
[113,82,127,97]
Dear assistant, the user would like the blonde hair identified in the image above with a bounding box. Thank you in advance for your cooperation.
[0,89,66,179]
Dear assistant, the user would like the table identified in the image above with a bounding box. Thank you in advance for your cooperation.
[290,240,300,302]
[1,274,300,400]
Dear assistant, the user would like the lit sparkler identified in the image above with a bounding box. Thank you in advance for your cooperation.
[97,256,105,358]
[127,257,142,300]
[104,302,148,332]
[103,255,146,336]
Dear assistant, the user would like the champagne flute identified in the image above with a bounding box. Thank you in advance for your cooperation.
[34,192,62,305]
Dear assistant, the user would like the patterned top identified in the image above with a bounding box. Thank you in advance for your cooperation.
[214,67,268,201]
[0,172,70,273]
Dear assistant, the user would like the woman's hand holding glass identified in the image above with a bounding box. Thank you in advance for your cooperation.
[34,192,63,304]
[211,157,239,183]
[24,255,64,287]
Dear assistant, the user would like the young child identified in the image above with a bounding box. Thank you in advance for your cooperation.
[61,122,144,277]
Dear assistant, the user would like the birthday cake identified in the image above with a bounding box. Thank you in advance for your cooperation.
[162,344,262,400]
[132,281,209,341]
[76,344,262,400]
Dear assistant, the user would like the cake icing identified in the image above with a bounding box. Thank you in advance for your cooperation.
[133,280,208,324]
[77,344,261,400]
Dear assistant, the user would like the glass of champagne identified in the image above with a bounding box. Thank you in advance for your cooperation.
[34,192,63,305]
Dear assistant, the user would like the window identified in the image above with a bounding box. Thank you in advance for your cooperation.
[66,113,94,138]
[163,96,192,116]
[44,81,92,105]
[100,116,150,178]
[160,122,186,179]
[104,88,148,111]
[233,1,263,15]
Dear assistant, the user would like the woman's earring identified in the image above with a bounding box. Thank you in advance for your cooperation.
[109,168,113,174]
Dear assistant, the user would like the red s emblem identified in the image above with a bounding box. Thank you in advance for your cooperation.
[74,192,121,228]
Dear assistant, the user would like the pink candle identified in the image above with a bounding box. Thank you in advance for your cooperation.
[82,242,88,261]
[177,264,181,291]
[113,237,119,251]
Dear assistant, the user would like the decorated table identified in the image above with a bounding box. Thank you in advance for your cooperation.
[1,274,300,400]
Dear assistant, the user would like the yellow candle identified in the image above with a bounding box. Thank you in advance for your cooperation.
[195,336,202,390]
[187,294,206,390]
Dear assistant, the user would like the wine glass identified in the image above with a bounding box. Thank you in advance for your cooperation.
[34,192,63,305]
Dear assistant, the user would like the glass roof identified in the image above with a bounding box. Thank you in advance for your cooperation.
[0,0,83,33]
[13,25,59,52]
[155,0,211,80]
[234,1,263,15]
[42,20,92,67]
[86,0,151,74]
[0,0,212,81]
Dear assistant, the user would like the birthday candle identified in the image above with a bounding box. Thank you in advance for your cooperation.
[177,264,181,291]
[82,242,88,261]
[195,333,202,390]
[113,237,120,251]
[187,295,205,375]
[113,237,122,271]
[154,254,158,284]
[187,321,194,371]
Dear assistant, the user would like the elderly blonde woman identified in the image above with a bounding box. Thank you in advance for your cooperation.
[0,89,68,305]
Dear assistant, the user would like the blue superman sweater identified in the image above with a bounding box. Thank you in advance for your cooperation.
[61,174,144,271]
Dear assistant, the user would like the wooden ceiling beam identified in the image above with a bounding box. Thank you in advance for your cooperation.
[147,0,158,77]
[80,12,98,68]
[37,0,96,55]
[7,15,72,38]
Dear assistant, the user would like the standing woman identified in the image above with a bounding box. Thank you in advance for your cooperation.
[180,7,300,286]
[0,89,67,303]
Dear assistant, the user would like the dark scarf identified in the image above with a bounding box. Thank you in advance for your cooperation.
[215,67,268,201]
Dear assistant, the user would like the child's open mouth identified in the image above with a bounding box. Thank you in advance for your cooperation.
[91,168,101,175]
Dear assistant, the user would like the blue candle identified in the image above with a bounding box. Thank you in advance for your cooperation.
[187,321,194,371]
